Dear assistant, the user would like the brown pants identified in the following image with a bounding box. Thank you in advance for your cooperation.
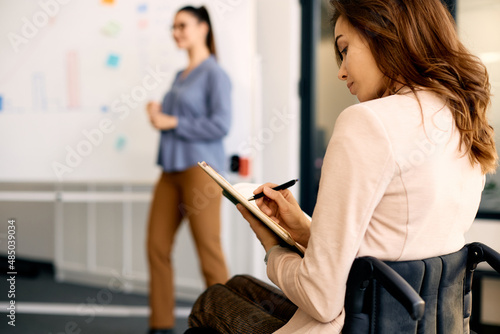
[147,166,229,329]
[188,275,297,333]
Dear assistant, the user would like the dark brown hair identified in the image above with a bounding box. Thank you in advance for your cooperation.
[331,0,498,174]
[178,6,217,57]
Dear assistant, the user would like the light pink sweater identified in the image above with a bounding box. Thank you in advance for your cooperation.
[267,90,485,333]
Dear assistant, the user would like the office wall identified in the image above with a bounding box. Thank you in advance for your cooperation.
[255,1,301,190]
[248,0,302,280]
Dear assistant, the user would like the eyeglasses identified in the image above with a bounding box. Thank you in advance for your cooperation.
[170,23,190,32]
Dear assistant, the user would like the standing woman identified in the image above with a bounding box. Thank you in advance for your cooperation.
[146,6,231,334]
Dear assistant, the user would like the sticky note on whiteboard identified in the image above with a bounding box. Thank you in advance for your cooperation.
[115,135,127,151]
[137,19,148,29]
[137,4,147,12]
[106,54,120,68]
[101,21,121,37]
[0,95,3,112]
[101,0,115,5]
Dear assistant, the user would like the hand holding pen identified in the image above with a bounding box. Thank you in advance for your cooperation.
[247,179,299,201]
[246,180,311,247]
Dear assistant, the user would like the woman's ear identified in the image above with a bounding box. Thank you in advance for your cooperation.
[198,21,210,39]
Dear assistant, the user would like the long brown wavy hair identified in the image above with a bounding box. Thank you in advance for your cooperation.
[331,0,498,174]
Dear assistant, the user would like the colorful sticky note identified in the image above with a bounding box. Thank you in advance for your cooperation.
[137,4,148,12]
[101,21,121,37]
[0,95,3,112]
[115,135,127,151]
[137,18,148,29]
[101,0,115,5]
[106,54,120,68]
[101,105,108,113]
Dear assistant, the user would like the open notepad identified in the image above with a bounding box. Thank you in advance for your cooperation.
[198,161,305,256]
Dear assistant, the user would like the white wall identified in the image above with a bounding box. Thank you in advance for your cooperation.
[255,0,301,187]
[244,0,302,280]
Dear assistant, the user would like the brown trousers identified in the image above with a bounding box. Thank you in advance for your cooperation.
[147,166,229,329]
[188,275,297,333]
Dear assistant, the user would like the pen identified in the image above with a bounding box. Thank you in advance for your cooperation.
[247,179,299,201]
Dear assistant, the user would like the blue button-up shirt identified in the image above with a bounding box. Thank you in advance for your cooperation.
[157,56,231,173]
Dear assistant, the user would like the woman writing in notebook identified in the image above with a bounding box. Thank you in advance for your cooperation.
[187,0,497,332]
[145,6,231,334]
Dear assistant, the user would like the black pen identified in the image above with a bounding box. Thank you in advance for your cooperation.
[247,179,299,201]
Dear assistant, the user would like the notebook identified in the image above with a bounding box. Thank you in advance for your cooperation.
[198,161,305,255]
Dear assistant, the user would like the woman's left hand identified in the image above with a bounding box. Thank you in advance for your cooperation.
[237,204,280,252]
[151,113,178,130]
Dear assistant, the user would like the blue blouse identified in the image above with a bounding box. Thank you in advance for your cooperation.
[157,56,231,173]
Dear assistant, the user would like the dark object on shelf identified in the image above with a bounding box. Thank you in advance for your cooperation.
[229,155,239,173]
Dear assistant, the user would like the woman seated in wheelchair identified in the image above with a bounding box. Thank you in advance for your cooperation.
[188,0,498,332]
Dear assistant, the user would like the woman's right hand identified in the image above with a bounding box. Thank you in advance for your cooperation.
[254,183,311,247]
[146,101,161,123]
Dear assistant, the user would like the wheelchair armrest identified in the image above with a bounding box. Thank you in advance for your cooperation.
[364,257,425,321]
[468,242,500,273]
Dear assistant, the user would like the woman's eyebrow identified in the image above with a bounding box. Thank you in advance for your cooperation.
[335,34,343,49]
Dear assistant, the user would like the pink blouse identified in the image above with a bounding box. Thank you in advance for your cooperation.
[267,90,485,333]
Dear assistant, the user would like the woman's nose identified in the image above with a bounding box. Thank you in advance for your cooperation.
[338,62,347,81]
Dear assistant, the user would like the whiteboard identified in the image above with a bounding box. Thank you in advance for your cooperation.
[0,0,256,183]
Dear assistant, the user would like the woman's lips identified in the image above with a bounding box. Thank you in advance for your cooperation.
[347,82,354,94]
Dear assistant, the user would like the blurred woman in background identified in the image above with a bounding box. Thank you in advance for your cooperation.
[146,5,231,334]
